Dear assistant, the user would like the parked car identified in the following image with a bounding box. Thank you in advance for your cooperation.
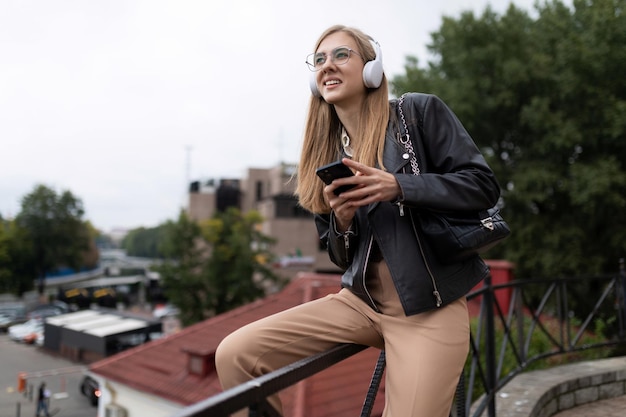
[153,303,180,318]
[0,305,27,332]
[80,375,101,406]
[28,301,69,320]
[0,314,13,332]
[8,319,43,343]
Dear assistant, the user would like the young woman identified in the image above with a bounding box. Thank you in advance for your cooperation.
[216,25,501,417]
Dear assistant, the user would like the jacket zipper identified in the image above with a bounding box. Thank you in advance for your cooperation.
[343,232,351,260]
[396,202,405,216]
[408,211,443,307]
[360,235,380,312]
[395,160,442,307]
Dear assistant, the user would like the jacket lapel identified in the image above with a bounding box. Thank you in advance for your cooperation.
[384,130,410,174]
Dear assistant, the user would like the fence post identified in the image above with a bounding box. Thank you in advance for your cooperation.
[514,286,525,365]
[484,273,496,417]
[617,258,626,339]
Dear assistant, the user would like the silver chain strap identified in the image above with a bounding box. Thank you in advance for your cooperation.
[398,94,420,176]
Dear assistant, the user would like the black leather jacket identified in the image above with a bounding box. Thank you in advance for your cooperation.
[315,93,501,316]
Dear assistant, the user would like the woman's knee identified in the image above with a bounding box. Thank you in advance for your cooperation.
[215,329,247,375]
[215,334,231,372]
[216,322,267,377]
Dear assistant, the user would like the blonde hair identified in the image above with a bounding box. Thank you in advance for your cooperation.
[295,25,390,214]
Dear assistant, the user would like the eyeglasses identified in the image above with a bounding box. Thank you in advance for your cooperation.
[305,46,364,72]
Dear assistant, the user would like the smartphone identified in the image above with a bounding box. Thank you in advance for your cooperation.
[315,160,356,195]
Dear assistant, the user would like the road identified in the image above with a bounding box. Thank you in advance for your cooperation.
[0,333,96,417]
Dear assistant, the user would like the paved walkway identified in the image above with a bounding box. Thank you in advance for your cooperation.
[552,394,626,417]
[0,334,95,417]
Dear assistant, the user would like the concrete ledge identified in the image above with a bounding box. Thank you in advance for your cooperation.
[490,356,626,417]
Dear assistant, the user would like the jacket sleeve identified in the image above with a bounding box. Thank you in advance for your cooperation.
[394,93,501,212]
[315,212,358,270]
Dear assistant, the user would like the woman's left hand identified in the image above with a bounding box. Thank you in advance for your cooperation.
[336,158,402,207]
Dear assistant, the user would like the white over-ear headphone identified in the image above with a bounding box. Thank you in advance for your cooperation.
[310,39,384,97]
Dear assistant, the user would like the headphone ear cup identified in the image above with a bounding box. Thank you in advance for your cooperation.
[309,72,321,97]
[362,40,383,88]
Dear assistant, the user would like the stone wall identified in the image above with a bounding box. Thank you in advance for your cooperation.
[471,356,626,417]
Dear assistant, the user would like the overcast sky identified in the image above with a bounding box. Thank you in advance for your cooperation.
[1,0,544,233]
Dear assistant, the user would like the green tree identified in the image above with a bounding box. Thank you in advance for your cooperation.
[121,225,168,258]
[15,184,91,294]
[391,0,626,278]
[154,211,206,324]
[0,219,36,295]
[0,219,11,290]
[156,208,284,326]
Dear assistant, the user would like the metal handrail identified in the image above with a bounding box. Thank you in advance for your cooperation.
[171,344,369,417]
[172,260,626,417]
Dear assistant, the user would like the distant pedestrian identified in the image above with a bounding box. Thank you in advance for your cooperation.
[35,382,50,417]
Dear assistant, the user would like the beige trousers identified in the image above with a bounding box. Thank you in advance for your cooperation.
[216,261,470,417]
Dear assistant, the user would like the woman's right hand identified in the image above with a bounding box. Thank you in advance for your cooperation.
[324,182,359,233]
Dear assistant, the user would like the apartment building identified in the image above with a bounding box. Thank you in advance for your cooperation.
[187,163,339,280]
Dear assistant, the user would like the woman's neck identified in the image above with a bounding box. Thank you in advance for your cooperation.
[335,106,360,141]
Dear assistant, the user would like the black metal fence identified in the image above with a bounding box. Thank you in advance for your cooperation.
[172,259,626,417]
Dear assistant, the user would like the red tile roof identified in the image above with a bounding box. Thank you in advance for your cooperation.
[89,272,386,416]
